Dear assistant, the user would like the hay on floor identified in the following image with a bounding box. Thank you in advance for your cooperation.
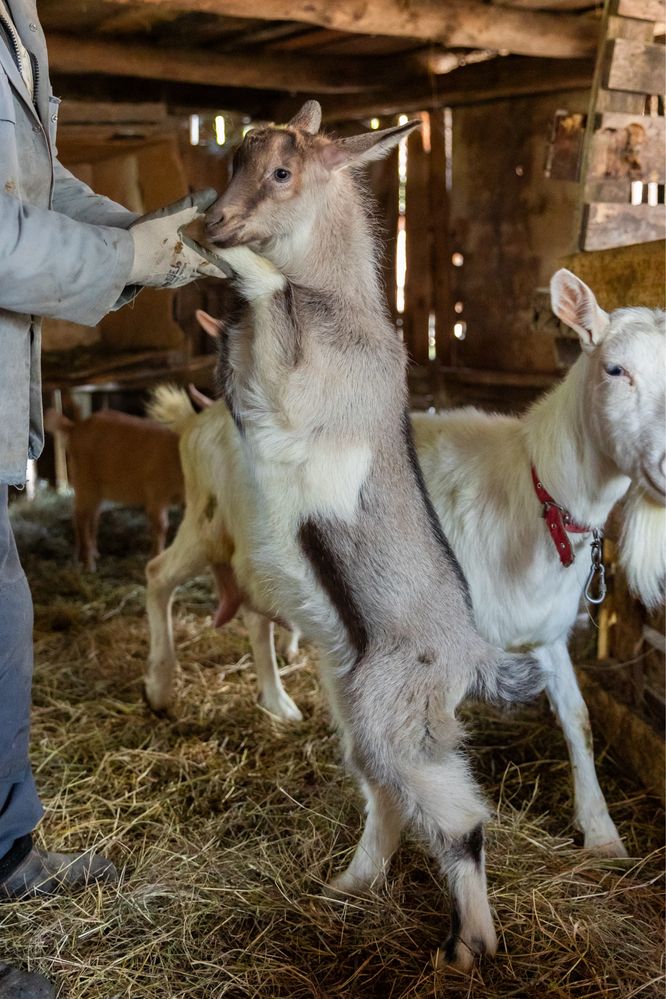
[1,492,664,999]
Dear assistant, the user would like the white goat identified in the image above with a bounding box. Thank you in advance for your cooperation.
[413,269,665,858]
[148,270,664,864]
[145,382,303,723]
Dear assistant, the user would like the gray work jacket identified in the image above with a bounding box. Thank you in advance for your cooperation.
[0,0,138,486]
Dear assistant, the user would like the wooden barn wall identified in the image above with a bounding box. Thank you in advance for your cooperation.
[447,88,589,373]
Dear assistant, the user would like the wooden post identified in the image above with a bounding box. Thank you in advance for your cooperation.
[369,142,400,325]
[403,121,433,367]
[428,109,453,368]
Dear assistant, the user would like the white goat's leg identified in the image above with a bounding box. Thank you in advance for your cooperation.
[145,529,207,712]
[539,642,627,857]
[242,606,302,722]
[327,780,404,897]
[278,624,301,664]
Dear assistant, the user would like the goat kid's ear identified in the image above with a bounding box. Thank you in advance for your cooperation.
[321,119,421,172]
[195,309,225,339]
[287,100,322,135]
[550,268,609,352]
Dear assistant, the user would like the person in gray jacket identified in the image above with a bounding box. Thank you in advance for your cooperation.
[0,3,228,995]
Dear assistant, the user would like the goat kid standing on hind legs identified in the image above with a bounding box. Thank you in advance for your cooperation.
[198,99,545,969]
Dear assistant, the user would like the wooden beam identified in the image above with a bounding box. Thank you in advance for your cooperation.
[45,32,389,95]
[321,57,595,122]
[103,0,599,59]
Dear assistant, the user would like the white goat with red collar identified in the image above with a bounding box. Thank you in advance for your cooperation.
[413,269,665,856]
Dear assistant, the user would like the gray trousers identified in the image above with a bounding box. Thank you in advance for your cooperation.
[0,486,42,860]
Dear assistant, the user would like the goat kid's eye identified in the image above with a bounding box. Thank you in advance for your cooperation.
[604,363,626,378]
[273,167,291,182]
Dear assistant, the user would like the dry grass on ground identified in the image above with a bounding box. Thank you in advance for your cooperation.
[1,493,664,998]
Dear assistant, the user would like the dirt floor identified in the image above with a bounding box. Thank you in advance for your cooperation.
[1,492,664,999]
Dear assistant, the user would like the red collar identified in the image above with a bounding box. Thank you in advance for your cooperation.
[531,466,591,567]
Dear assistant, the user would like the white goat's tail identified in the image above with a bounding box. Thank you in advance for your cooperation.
[472,649,545,705]
[147,384,196,435]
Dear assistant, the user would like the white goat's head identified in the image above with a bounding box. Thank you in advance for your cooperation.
[205,100,418,249]
[551,268,666,503]
[551,268,666,608]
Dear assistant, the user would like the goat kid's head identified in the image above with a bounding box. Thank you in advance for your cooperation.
[205,100,418,249]
[551,268,666,505]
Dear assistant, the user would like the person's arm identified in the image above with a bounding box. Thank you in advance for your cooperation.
[52,159,139,230]
[0,189,134,326]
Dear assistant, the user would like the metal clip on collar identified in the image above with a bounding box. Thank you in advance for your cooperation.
[584,529,606,605]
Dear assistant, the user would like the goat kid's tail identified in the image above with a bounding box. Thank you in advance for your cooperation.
[147,384,196,435]
[43,409,74,436]
[472,648,545,705]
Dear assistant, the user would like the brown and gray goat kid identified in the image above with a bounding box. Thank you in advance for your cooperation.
[149,101,545,967]
[45,409,183,571]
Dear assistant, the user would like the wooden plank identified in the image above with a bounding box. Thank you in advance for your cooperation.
[588,112,666,183]
[403,127,432,366]
[428,111,453,366]
[103,0,600,59]
[616,0,665,20]
[58,101,167,124]
[578,671,665,802]
[596,88,646,113]
[45,31,388,95]
[584,177,633,201]
[582,202,666,249]
[608,14,655,40]
[605,38,666,94]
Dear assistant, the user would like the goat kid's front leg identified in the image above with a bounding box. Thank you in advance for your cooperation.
[242,605,302,722]
[538,642,627,857]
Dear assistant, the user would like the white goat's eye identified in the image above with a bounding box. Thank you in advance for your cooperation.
[604,363,625,377]
[273,167,291,182]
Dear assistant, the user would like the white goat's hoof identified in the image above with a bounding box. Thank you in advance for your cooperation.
[143,678,175,716]
[582,818,628,858]
[258,690,303,723]
[584,834,629,859]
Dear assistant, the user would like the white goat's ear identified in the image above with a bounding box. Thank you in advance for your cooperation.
[321,119,420,171]
[195,309,225,338]
[550,268,609,352]
[287,100,322,135]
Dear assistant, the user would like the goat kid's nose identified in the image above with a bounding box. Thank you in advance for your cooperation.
[205,207,225,230]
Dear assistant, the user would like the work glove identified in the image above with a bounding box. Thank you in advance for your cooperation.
[128,189,232,288]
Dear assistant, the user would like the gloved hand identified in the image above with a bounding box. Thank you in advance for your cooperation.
[128,189,232,288]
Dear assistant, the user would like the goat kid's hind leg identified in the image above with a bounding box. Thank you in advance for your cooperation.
[327,780,404,897]
[408,753,497,971]
[242,606,302,722]
[144,529,207,712]
[540,642,627,857]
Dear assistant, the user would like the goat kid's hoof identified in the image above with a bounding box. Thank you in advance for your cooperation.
[443,928,498,973]
[258,692,303,723]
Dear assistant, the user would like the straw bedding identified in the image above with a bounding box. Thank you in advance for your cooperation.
[2,493,664,998]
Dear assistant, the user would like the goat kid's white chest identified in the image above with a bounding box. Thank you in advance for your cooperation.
[241,425,371,614]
